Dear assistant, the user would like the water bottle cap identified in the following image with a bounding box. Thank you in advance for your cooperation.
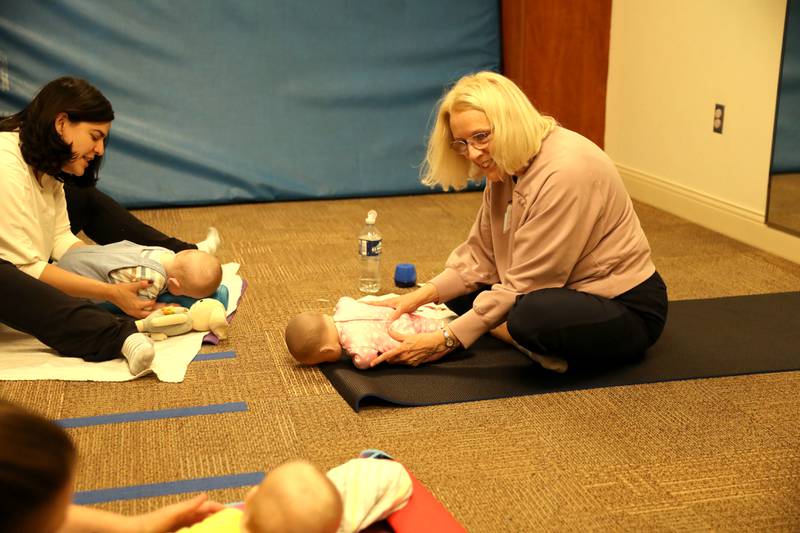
[365,209,377,224]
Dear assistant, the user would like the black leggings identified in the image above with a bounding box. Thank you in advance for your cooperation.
[0,184,190,359]
[0,259,136,360]
[64,183,195,252]
[446,272,668,369]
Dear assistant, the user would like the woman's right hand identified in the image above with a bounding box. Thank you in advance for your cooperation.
[39,265,157,319]
[110,280,157,319]
[370,283,439,321]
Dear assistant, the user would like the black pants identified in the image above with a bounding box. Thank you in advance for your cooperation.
[446,271,668,369]
[64,183,195,252]
[0,259,137,361]
[0,185,191,360]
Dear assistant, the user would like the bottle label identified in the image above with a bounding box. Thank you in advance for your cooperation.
[359,238,381,257]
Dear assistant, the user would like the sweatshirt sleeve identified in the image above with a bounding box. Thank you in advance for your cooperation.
[428,190,500,303]
[448,168,606,347]
[0,136,81,277]
[50,181,82,261]
[0,147,48,278]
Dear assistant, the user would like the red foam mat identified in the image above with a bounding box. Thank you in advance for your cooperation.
[386,467,466,533]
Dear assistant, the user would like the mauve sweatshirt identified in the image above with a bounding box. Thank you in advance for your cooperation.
[429,127,656,348]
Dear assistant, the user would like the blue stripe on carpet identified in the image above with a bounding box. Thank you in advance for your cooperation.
[74,472,265,504]
[56,402,248,429]
[194,351,237,361]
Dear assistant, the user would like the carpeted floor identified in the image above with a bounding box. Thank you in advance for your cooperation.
[1,192,799,531]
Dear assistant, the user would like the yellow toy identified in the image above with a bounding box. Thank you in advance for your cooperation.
[136,299,229,340]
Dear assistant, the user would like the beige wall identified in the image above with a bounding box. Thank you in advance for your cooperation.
[605,0,800,262]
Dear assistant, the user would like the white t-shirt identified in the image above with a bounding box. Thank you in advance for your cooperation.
[0,131,82,278]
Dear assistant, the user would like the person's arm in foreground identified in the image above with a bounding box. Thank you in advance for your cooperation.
[59,494,223,533]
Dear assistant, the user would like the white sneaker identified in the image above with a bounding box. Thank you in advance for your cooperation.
[528,352,569,373]
[514,341,568,373]
[196,227,221,255]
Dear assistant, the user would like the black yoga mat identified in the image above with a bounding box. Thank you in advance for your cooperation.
[320,292,800,411]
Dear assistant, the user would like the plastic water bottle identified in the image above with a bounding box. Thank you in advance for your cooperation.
[358,209,381,293]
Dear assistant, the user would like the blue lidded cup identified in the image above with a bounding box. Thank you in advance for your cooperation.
[394,263,417,288]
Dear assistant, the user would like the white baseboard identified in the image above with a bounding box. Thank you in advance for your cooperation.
[617,164,800,264]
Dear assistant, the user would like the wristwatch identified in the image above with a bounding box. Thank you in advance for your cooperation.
[441,326,457,349]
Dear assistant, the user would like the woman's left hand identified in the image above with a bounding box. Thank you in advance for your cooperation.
[61,494,224,533]
[370,329,455,367]
[131,493,224,532]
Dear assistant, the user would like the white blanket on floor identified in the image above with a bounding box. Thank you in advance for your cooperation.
[0,263,243,383]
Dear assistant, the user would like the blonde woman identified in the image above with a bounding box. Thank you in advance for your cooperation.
[372,71,667,371]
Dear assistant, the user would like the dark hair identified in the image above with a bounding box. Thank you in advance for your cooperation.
[0,76,114,187]
[0,399,76,532]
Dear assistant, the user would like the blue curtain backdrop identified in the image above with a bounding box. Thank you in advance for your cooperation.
[0,1,499,207]
[773,0,800,174]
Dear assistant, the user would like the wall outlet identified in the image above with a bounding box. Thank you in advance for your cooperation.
[713,103,725,134]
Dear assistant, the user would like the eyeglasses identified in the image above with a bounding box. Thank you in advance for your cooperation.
[450,131,492,154]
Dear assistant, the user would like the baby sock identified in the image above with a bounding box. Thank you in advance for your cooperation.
[121,333,155,375]
[513,340,568,373]
[196,227,221,255]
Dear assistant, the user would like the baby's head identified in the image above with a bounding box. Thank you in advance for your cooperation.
[0,400,76,533]
[284,311,342,365]
[242,460,342,533]
[166,249,223,299]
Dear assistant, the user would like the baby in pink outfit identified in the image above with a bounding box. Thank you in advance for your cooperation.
[285,297,445,368]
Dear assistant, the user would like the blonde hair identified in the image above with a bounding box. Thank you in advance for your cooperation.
[421,71,557,190]
[284,311,333,365]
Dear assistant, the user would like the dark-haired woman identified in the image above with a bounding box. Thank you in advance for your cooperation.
[1,77,220,254]
[0,77,211,374]
[0,399,223,532]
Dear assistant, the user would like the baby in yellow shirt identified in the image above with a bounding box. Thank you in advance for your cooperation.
[177,459,342,533]
[178,457,412,533]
